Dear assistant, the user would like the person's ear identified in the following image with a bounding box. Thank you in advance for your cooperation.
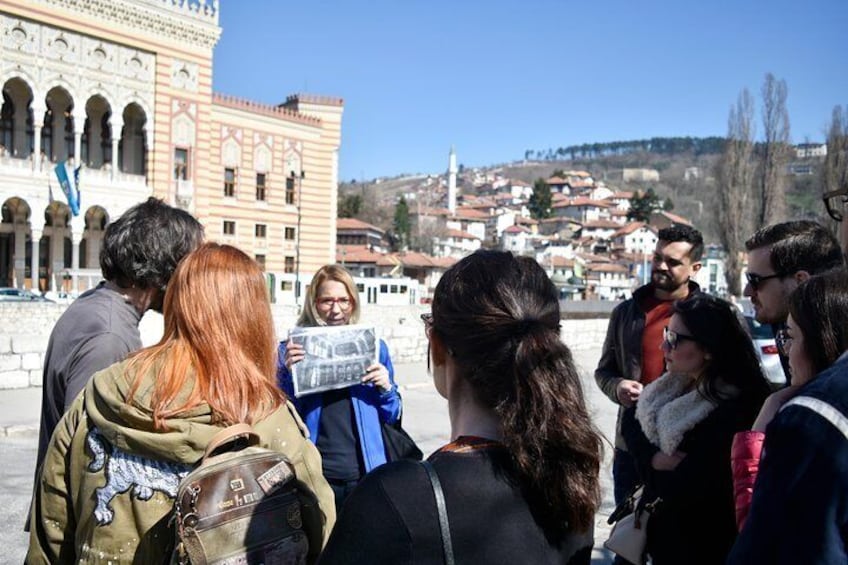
[794,270,811,284]
[430,331,448,367]
[691,261,702,274]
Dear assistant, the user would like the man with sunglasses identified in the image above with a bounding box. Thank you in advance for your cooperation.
[743,220,843,381]
[595,224,703,542]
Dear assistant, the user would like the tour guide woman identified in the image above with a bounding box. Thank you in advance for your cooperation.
[319,250,603,564]
[28,243,335,563]
[277,264,401,513]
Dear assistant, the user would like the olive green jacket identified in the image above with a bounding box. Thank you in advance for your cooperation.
[27,359,336,564]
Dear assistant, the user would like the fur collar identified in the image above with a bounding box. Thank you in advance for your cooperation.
[635,373,718,455]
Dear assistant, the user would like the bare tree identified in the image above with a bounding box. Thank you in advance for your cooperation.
[758,73,791,225]
[823,105,848,203]
[716,89,756,296]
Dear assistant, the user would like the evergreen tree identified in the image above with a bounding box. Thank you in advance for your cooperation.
[338,193,363,218]
[529,178,553,220]
[393,196,411,250]
[627,188,664,222]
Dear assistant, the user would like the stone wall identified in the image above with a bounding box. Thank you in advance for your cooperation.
[0,302,612,389]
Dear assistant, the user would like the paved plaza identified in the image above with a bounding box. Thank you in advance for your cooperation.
[0,346,616,564]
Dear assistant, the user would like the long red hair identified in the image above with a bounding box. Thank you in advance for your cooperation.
[127,243,284,429]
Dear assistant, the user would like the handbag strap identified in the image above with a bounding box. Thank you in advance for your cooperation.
[421,460,455,565]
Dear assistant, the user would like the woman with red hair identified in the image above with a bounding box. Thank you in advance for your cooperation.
[28,243,335,563]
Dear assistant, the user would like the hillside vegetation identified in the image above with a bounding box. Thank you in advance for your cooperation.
[338,136,829,244]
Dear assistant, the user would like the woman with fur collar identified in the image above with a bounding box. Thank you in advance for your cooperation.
[621,294,769,564]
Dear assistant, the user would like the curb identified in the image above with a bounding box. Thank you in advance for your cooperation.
[2,424,38,437]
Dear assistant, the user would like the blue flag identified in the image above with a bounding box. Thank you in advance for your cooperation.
[73,165,81,210]
[54,161,79,216]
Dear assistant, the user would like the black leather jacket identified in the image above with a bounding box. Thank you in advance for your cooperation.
[594,280,702,449]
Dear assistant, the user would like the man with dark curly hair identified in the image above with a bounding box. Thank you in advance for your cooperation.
[33,197,203,475]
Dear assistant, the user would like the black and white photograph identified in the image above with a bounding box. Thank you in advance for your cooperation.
[289,325,378,397]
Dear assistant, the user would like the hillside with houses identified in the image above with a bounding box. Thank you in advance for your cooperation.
[335,136,832,303]
[336,158,728,302]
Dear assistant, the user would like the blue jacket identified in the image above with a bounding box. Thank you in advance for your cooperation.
[727,354,848,564]
[276,339,402,473]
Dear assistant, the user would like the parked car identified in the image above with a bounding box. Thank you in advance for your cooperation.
[744,313,786,388]
[0,287,54,303]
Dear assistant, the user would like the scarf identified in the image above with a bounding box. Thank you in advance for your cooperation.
[635,372,718,455]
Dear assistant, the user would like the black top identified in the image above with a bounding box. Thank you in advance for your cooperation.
[316,388,362,481]
[622,397,759,565]
[319,437,593,564]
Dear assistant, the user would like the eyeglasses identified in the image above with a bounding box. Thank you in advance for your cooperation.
[775,328,792,356]
[663,326,698,350]
[745,271,786,290]
[823,188,848,222]
[316,297,352,311]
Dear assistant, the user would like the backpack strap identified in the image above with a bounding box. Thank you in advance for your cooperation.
[782,396,848,440]
[422,460,455,565]
[202,424,260,461]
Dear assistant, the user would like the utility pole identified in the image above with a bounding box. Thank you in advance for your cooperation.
[290,169,305,308]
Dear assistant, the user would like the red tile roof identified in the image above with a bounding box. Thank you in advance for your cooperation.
[337,218,384,232]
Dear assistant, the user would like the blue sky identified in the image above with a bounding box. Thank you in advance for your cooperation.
[212,1,848,181]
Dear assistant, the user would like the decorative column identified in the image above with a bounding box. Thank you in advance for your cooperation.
[30,228,42,292]
[33,124,42,171]
[51,225,65,292]
[73,109,84,166]
[110,115,122,181]
[70,214,84,295]
[32,101,45,171]
[13,223,26,288]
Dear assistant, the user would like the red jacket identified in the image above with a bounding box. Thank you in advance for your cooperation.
[731,430,765,530]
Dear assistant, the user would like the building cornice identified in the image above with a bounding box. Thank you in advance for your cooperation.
[213,93,323,126]
[27,0,221,49]
[284,93,344,107]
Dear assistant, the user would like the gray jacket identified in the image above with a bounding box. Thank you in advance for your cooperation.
[594,280,701,449]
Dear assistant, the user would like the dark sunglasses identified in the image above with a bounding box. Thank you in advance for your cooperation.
[663,326,698,350]
[745,271,786,290]
[823,188,848,222]
[775,327,793,356]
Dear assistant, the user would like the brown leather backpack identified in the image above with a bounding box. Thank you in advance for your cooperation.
[172,424,323,564]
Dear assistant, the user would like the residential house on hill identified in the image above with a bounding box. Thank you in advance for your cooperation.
[552,197,611,223]
[502,224,531,254]
[336,218,389,252]
[585,262,632,300]
[610,222,658,256]
[650,210,693,229]
[580,219,622,241]
[546,176,570,194]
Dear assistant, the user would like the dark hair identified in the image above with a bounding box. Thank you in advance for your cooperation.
[673,294,770,405]
[100,197,204,290]
[745,220,843,276]
[657,224,704,261]
[431,250,602,533]
[789,269,848,376]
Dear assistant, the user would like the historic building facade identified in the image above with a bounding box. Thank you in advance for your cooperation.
[0,0,343,298]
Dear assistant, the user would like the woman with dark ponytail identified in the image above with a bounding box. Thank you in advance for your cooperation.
[319,250,602,564]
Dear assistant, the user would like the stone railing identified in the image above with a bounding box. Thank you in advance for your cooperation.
[0,302,614,389]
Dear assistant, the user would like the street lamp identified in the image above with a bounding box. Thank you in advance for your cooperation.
[290,169,305,308]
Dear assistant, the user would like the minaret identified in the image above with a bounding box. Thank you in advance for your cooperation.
[447,146,457,214]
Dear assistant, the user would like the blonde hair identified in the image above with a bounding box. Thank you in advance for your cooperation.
[297,264,361,327]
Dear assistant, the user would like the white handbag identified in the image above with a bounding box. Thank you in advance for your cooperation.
[603,489,659,565]
[604,507,648,564]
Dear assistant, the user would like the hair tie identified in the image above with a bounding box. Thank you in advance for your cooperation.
[515,318,545,337]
